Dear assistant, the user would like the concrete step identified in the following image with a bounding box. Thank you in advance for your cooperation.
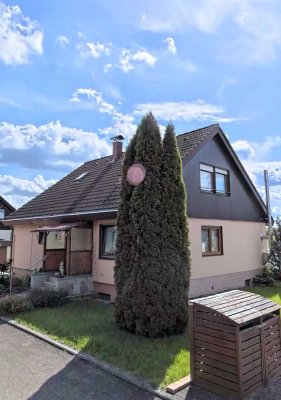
[41,281,57,291]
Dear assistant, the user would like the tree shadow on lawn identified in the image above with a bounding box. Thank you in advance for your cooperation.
[15,300,190,389]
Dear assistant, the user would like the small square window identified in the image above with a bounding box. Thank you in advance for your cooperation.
[100,225,116,259]
[201,226,223,256]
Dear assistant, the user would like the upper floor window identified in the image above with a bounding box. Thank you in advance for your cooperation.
[0,209,4,220]
[100,225,116,259]
[200,164,229,195]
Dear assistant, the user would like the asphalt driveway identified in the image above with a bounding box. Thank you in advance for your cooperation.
[0,321,157,400]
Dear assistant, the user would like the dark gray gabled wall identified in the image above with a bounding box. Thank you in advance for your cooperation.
[0,199,14,230]
[183,135,267,222]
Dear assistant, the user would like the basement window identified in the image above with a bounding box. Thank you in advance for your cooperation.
[98,292,111,302]
[201,226,223,256]
[99,225,116,259]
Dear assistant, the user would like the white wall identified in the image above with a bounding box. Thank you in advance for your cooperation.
[13,224,44,274]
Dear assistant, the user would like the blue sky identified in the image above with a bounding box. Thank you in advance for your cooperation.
[0,0,281,216]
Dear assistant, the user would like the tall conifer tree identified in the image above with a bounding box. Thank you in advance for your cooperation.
[114,114,190,337]
[161,123,190,333]
[114,131,138,328]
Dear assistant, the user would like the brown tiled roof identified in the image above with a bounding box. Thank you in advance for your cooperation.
[6,124,219,220]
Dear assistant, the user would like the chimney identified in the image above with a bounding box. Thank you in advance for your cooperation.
[110,135,124,160]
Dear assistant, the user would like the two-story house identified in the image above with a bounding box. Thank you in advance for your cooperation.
[4,124,269,298]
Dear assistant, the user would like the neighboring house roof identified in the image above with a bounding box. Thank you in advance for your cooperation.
[0,196,15,230]
[5,124,267,222]
[0,196,15,213]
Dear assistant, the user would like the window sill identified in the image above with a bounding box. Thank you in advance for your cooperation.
[202,253,223,257]
[200,189,230,196]
[99,255,115,260]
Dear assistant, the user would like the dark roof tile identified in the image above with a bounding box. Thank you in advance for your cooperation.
[6,124,219,220]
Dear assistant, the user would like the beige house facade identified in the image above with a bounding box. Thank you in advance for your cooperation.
[10,217,268,300]
[5,125,269,300]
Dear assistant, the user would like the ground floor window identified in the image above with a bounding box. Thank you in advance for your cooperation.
[100,225,116,259]
[201,226,223,256]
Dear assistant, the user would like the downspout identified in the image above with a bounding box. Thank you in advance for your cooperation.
[264,170,272,253]
[29,232,34,270]
[9,233,15,296]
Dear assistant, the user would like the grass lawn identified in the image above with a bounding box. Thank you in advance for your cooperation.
[14,299,189,388]
[246,285,281,306]
[13,285,281,388]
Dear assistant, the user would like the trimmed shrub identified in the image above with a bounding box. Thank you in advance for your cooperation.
[29,289,68,308]
[0,294,33,314]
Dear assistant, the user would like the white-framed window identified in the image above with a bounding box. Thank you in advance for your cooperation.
[200,164,229,195]
[100,225,116,259]
[201,226,223,256]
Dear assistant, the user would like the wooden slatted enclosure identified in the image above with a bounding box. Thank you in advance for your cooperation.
[189,290,281,398]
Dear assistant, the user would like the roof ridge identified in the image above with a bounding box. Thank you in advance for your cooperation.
[84,154,113,165]
[176,124,219,138]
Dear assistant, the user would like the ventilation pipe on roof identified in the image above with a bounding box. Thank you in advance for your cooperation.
[110,135,124,160]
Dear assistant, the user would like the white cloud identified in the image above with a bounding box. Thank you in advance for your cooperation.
[0,2,43,65]
[232,140,255,159]
[0,174,56,209]
[100,112,137,139]
[103,63,112,73]
[232,136,281,162]
[56,35,69,47]
[119,49,157,72]
[165,37,177,54]
[70,88,137,139]
[70,88,116,115]
[134,100,240,123]
[139,0,281,64]
[0,121,111,170]
[86,41,111,58]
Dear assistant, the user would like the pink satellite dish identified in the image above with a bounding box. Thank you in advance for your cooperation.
[127,164,146,186]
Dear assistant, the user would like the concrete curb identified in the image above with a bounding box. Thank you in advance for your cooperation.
[0,316,174,400]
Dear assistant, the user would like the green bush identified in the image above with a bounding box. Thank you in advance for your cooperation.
[0,294,33,314]
[29,289,68,308]
[12,275,31,288]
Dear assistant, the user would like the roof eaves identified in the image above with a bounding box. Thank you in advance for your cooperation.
[217,126,267,215]
[4,208,118,224]
[0,196,16,212]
